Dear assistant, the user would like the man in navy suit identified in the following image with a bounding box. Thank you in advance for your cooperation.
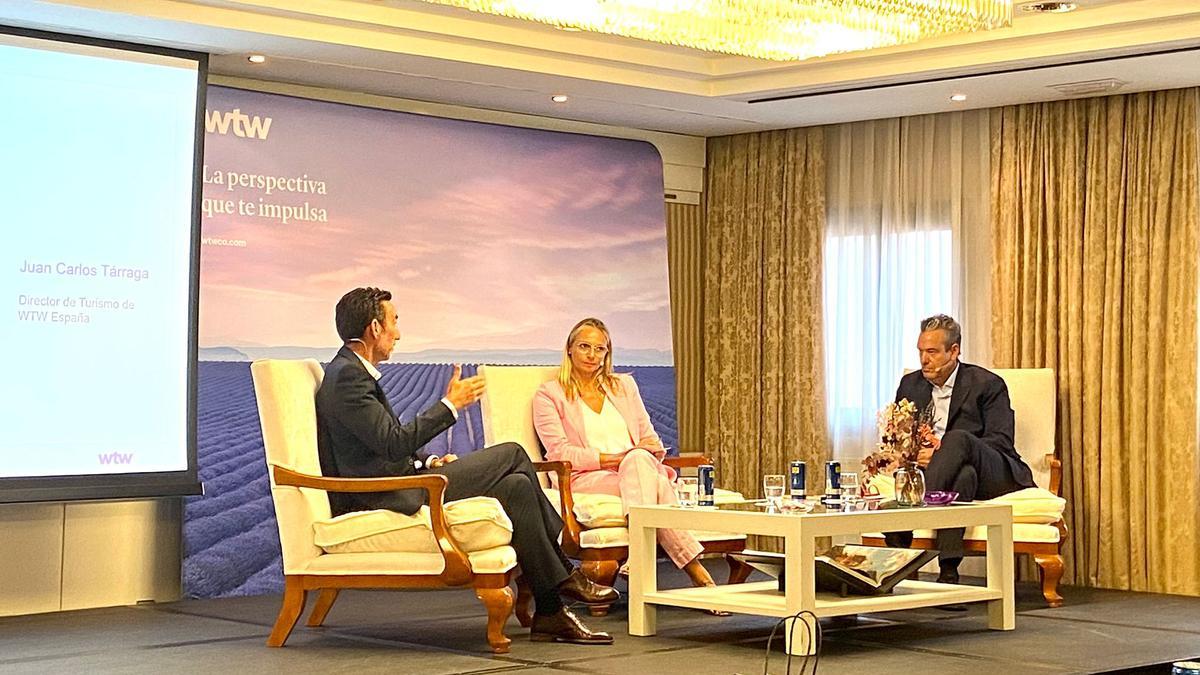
[315,287,616,644]
[886,314,1035,585]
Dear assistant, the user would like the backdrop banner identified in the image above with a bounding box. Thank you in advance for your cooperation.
[187,86,673,598]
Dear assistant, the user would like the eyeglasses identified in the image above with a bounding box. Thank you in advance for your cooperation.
[574,342,609,357]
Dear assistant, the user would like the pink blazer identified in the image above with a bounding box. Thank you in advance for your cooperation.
[532,374,668,483]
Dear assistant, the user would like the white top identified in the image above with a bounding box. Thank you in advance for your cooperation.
[579,397,634,456]
[348,346,457,420]
[931,363,960,439]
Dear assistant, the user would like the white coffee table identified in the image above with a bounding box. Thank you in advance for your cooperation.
[627,500,1015,655]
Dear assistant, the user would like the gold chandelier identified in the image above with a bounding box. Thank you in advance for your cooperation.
[416,0,1013,61]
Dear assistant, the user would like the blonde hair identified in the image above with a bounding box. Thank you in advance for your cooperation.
[558,317,622,400]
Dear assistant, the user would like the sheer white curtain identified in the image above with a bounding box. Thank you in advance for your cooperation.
[823,111,991,462]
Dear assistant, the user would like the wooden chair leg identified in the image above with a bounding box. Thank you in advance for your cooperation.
[306,589,339,627]
[727,555,753,584]
[514,575,534,628]
[581,560,621,617]
[267,576,307,647]
[1034,553,1065,608]
[475,586,514,654]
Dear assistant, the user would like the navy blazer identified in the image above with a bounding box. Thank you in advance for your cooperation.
[315,346,455,516]
[894,362,1035,488]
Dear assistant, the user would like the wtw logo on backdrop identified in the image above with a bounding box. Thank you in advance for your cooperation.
[205,108,272,140]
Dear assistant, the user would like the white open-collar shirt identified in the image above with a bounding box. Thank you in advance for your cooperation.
[931,362,960,440]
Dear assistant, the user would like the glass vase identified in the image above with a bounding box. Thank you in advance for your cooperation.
[893,464,926,507]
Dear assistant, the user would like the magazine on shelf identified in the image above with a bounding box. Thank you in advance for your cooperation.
[730,545,939,596]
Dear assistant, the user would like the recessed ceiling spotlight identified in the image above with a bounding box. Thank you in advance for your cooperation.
[550,94,569,103]
[1020,2,1077,13]
[950,93,968,102]
[247,54,267,64]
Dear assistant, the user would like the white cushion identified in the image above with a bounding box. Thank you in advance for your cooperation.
[302,546,518,575]
[986,487,1066,524]
[863,523,1061,544]
[992,368,1056,491]
[580,526,631,548]
[865,477,1064,524]
[544,487,747,529]
[919,523,1060,543]
[313,496,513,554]
[478,365,559,487]
[252,360,332,572]
[578,526,745,549]
[543,489,626,528]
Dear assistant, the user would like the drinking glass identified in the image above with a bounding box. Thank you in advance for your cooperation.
[839,471,860,503]
[763,474,786,509]
[676,477,698,508]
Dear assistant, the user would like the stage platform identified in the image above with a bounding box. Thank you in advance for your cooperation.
[2,563,1197,675]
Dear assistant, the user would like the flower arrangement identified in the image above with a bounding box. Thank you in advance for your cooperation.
[862,398,935,478]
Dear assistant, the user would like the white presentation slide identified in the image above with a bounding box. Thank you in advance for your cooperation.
[0,34,199,477]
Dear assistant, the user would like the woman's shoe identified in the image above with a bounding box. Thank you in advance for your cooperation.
[699,583,730,616]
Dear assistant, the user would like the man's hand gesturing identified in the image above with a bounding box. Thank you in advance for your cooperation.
[445,364,486,410]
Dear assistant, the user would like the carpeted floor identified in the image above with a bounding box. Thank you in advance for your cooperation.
[3,562,1198,675]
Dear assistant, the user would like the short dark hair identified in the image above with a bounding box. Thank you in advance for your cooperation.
[335,287,392,342]
[920,314,961,349]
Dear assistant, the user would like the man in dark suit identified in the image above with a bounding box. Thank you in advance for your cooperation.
[315,287,616,644]
[886,314,1035,585]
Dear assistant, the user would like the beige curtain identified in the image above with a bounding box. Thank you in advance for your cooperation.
[666,202,705,455]
[992,88,1200,595]
[702,129,831,503]
[824,111,992,464]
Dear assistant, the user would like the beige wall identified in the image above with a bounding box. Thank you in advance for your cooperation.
[0,500,182,616]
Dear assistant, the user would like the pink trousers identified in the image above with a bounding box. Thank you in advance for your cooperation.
[570,448,704,568]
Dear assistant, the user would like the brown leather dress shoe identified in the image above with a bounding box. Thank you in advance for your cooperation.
[530,607,613,644]
[558,568,620,606]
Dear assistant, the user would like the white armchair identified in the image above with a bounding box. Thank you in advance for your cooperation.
[862,368,1068,607]
[251,359,520,653]
[478,365,749,616]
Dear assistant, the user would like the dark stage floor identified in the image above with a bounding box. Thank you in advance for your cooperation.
[3,563,1198,675]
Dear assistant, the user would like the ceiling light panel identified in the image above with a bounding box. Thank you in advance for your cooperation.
[416,0,1014,62]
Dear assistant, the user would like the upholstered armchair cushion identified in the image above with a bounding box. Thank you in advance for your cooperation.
[543,487,747,528]
[992,368,1056,490]
[988,487,1066,524]
[578,526,748,549]
[478,365,560,487]
[906,524,1061,544]
[542,489,627,528]
[302,547,518,576]
[314,496,513,554]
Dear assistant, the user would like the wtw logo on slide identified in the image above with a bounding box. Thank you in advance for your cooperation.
[205,108,272,140]
[97,451,135,465]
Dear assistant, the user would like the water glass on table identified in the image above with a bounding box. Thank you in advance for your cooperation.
[839,471,860,504]
[676,476,698,508]
[763,474,786,509]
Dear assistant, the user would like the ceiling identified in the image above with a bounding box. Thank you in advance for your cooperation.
[3,0,1200,136]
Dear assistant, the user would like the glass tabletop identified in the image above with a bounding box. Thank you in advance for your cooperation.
[713,497,964,515]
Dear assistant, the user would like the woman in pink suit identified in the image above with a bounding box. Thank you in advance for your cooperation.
[532,317,721,592]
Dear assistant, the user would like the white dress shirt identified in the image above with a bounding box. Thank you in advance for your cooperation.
[931,362,959,440]
[350,347,458,469]
[350,349,458,420]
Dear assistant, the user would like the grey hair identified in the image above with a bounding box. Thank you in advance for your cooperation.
[920,314,961,349]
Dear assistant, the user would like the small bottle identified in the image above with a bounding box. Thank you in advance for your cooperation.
[789,461,807,500]
[824,461,842,502]
[697,464,715,507]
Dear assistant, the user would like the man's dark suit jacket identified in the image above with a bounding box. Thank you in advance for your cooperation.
[895,362,1035,488]
[315,345,455,516]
